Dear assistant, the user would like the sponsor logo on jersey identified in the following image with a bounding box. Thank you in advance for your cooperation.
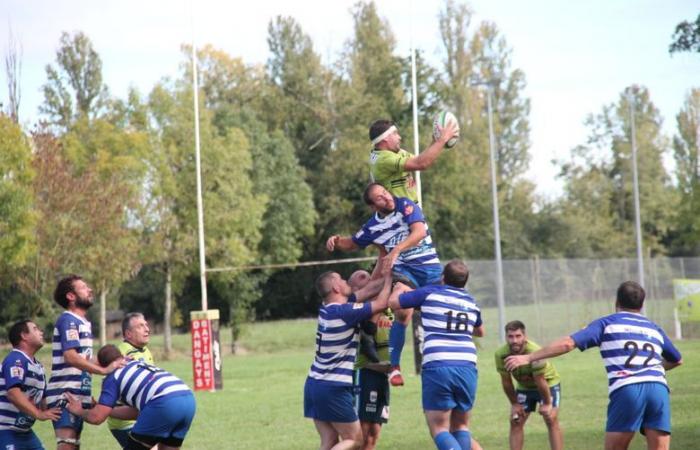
[353,303,364,310]
[10,366,24,379]
[66,329,79,341]
[404,204,413,215]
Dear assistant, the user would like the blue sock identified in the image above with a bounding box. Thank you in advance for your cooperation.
[434,431,460,450]
[452,430,471,450]
[389,321,407,367]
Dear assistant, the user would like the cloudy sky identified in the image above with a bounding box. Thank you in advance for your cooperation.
[3,0,699,198]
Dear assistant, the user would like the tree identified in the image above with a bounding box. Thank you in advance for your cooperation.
[428,0,534,259]
[670,14,700,54]
[0,115,35,272]
[40,31,108,129]
[557,86,677,257]
[4,26,22,123]
[145,71,266,354]
[669,88,700,254]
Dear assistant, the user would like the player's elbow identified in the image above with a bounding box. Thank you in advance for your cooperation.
[473,325,485,337]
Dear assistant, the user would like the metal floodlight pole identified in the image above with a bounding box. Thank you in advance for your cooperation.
[191,8,208,311]
[629,94,645,293]
[486,86,507,343]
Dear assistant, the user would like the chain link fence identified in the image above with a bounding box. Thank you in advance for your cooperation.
[462,256,699,347]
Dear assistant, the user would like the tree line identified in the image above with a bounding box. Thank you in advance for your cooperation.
[1,2,699,352]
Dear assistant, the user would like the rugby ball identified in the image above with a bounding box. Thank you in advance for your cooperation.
[433,111,460,148]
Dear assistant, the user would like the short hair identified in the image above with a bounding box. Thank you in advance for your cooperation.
[616,281,645,310]
[505,320,526,333]
[97,344,123,368]
[363,182,384,205]
[54,274,83,309]
[315,271,336,299]
[443,260,469,287]
[368,119,395,144]
[8,320,32,347]
[122,312,145,335]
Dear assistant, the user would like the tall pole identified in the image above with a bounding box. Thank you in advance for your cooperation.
[191,6,208,311]
[409,0,422,204]
[487,87,506,343]
[629,94,645,293]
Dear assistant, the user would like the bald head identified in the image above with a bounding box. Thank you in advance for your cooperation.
[348,270,371,291]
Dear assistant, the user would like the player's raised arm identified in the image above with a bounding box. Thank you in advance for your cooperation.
[326,234,359,252]
[504,336,576,371]
[403,120,458,171]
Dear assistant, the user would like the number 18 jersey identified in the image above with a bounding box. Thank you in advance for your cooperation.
[399,285,481,369]
[570,312,682,395]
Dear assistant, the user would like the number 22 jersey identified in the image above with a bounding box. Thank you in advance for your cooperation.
[570,311,682,395]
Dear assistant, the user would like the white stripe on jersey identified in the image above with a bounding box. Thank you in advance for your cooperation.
[423,351,477,365]
[602,323,664,343]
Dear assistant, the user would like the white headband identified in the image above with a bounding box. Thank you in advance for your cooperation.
[371,125,397,146]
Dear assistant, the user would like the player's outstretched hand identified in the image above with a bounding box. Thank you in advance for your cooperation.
[37,406,62,422]
[435,120,458,144]
[504,354,529,371]
[64,392,83,417]
[381,251,399,276]
[105,357,127,374]
[326,235,339,252]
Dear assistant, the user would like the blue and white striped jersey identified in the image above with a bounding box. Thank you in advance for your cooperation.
[0,350,46,432]
[98,360,191,410]
[46,312,93,407]
[307,296,373,386]
[399,285,482,368]
[352,197,440,268]
[571,312,682,395]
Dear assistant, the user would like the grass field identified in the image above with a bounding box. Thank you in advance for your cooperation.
[9,308,699,449]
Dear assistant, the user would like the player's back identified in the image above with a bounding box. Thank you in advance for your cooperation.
[308,303,362,386]
[106,360,190,411]
[575,312,681,394]
[419,285,481,368]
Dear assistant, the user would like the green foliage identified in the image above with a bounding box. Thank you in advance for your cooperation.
[670,14,700,54]
[669,88,700,254]
[40,31,108,129]
[0,115,35,270]
[557,86,677,257]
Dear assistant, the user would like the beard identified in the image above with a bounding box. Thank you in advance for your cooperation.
[75,296,93,309]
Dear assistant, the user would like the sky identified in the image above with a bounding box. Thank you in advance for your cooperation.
[2,0,699,199]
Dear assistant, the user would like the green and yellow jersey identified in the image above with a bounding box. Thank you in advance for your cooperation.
[369,148,418,203]
[494,340,560,390]
[355,310,393,370]
[106,341,154,430]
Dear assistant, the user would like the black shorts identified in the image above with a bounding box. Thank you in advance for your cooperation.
[354,368,390,424]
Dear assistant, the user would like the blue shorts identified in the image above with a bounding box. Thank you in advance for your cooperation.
[132,392,196,446]
[52,407,84,433]
[421,365,477,412]
[304,377,358,423]
[607,382,671,433]
[517,384,561,412]
[393,264,442,288]
[0,429,44,449]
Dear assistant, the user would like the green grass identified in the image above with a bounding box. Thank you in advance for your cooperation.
[7,309,699,449]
